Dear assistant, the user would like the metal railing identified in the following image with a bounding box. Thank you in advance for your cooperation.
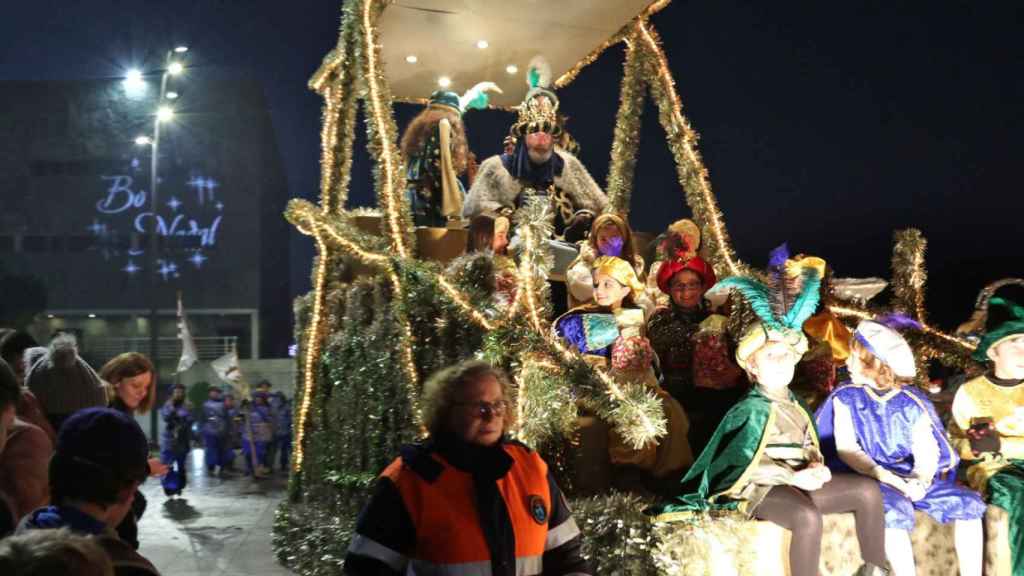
[83,336,237,362]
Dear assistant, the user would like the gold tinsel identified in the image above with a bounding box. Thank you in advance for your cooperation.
[634,20,750,280]
[605,34,646,214]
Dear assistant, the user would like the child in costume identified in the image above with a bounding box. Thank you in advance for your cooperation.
[400,84,500,227]
[949,297,1024,575]
[160,383,193,497]
[647,252,746,455]
[565,213,652,315]
[653,245,888,576]
[816,318,985,576]
[555,255,692,479]
[466,211,517,308]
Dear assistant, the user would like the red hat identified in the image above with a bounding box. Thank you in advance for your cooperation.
[656,256,717,295]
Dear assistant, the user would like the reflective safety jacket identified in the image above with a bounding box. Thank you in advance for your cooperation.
[344,438,591,576]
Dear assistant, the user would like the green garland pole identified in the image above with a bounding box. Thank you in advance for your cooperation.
[605,33,647,215]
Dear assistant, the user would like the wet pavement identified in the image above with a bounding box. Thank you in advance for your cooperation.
[136,449,294,576]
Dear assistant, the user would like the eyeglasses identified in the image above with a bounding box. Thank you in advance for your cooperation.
[670,281,703,291]
[455,400,509,419]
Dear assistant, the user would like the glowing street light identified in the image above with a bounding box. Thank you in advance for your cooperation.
[174,45,189,53]
[123,68,146,97]
[156,106,175,122]
[165,91,179,100]
[135,135,152,146]
[438,76,452,88]
[168,61,184,75]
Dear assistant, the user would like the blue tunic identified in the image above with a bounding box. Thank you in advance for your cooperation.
[816,382,985,529]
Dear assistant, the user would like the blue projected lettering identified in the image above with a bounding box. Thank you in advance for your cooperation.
[93,162,225,280]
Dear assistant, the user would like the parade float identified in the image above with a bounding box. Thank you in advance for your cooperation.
[273,1,1004,574]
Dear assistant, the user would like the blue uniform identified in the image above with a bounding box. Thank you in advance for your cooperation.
[160,400,193,496]
[817,383,986,530]
[201,398,229,472]
[241,395,272,476]
[270,394,293,471]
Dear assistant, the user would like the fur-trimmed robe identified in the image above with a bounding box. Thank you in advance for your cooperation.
[462,149,608,219]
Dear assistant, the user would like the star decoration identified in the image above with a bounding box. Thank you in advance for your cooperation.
[157,260,179,281]
[87,219,107,236]
[188,251,207,269]
[166,196,182,212]
[215,201,224,212]
[122,260,141,275]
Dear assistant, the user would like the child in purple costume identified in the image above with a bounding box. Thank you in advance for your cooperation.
[817,319,985,576]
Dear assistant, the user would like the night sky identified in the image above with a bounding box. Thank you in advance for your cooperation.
[2,1,1021,333]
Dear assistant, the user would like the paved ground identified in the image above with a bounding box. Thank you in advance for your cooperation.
[137,450,294,576]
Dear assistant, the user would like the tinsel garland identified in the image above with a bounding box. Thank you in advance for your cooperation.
[308,12,359,214]
[355,0,415,257]
[514,357,578,448]
[634,20,750,280]
[652,512,759,576]
[605,34,646,214]
[890,229,978,378]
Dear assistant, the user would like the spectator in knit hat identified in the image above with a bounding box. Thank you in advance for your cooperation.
[24,334,107,432]
[0,357,52,527]
[0,527,114,576]
[0,332,56,444]
[17,407,160,576]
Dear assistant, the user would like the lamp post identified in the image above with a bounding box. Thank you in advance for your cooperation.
[133,46,186,441]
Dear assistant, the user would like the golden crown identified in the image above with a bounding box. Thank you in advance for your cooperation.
[511,91,561,137]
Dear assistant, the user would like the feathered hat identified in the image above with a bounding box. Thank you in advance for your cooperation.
[428,81,503,115]
[511,56,561,137]
[707,243,826,367]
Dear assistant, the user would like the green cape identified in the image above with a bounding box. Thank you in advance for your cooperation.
[651,387,818,521]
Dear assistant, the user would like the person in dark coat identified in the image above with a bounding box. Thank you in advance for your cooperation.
[269,391,292,472]
[17,407,161,575]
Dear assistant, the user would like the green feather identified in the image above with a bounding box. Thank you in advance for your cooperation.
[991,297,1024,320]
[782,269,822,329]
[711,277,782,331]
[528,67,541,89]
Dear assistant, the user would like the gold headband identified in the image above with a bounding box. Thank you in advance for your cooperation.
[592,256,644,299]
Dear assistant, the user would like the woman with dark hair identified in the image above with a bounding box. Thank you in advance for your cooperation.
[344,360,591,576]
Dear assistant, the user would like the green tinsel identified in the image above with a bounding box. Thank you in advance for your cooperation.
[605,34,646,214]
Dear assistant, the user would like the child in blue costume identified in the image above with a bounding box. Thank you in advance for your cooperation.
[817,318,985,576]
[160,383,193,497]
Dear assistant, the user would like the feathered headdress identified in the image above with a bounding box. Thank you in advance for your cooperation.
[708,243,826,365]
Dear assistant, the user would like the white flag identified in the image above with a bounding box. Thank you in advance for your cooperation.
[211,349,242,384]
[176,292,198,373]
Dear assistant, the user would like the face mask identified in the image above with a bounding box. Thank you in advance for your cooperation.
[598,235,623,257]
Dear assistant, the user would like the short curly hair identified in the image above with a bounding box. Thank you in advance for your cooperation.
[420,360,515,438]
[0,528,113,576]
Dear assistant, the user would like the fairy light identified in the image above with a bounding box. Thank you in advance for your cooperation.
[362,0,410,259]
[636,20,742,278]
[294,233,331,471]
[518,226,547,333]
[553,1,671,88]
[386,268,424,431]
[437,276,495,330]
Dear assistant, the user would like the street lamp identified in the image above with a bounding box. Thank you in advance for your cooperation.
[137,46,187,441]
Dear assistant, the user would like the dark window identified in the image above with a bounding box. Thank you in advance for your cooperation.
[22,235,50,252]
